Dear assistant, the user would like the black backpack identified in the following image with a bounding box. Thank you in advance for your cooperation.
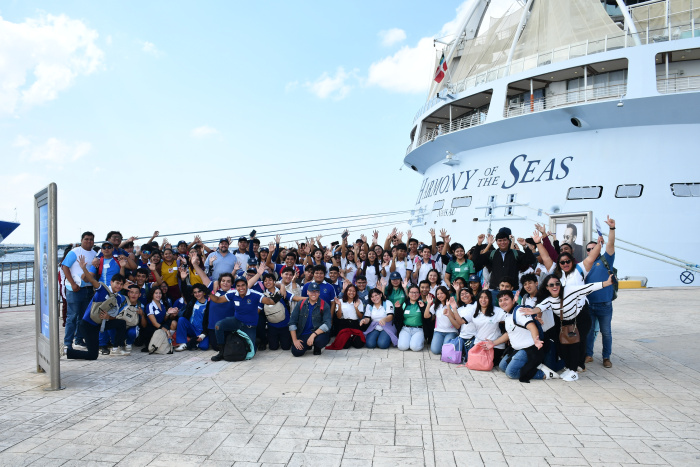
[223,332,250,362]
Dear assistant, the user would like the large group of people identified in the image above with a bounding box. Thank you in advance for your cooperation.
[59,217,617,383]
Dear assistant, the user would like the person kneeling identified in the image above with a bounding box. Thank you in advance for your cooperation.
[288,283,331,356]
[482,291,558,382]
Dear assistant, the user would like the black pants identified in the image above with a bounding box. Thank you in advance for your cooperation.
[67,319,126,361]
[291,333,330,357]
[256,312,268,348]
[575,305,592,369]
[267,325,292,351]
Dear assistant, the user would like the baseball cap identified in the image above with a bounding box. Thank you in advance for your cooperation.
[238,236,248,242]
[468,274,479,283]
[389,271,401,281]
[219,238,229,244]
[177,240,187,246]
[307,283,320,292]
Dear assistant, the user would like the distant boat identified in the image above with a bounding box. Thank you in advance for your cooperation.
[0,221,20,244]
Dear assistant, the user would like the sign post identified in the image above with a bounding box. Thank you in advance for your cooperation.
[34,183,63,390]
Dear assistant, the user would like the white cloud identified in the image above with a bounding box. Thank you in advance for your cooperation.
[16,136,92,165]
[191,125,219,138]
[367,1,474,94]
[0,13,103,115]
[378,28,406,47]
[304,67,356,100]
[141,41,162,57]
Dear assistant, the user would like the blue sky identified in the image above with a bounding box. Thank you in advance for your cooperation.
[0,0,510,246]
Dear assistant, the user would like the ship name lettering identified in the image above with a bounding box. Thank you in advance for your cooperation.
[501,155,574,190]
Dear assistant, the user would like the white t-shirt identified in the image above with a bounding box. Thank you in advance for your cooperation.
[520,294,553,332]
[364,301,394,321]
[464,306,507,349]
[361,262,380,289]
[340,301,360,320]
[415,258,443,283]
[504,311,536,350]
[457,303,478,339]
[547,263,589,307]
[430,303,458,333]
[341,258,357,284]
[392,258,414,281]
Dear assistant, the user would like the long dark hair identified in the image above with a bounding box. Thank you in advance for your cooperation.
[457,288,473,308]
[434,286,450,306]
[427,268,441,285]
[362,250,381,279]
[475,290,494,318]
[369,287,385,305]
[536,274,565,312]
[342,285,358,303]
[554,252,577,279]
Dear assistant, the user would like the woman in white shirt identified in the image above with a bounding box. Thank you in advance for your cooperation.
[528,273,614,381]
[334,284,363,333]
[429,286,459,355]
[448,290,506,364]
[361,250,381,289]
[361,288,396,349]
[427,269,445,296]
[445,288,477,352]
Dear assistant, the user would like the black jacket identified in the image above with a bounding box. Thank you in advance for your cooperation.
[476,247,535,287]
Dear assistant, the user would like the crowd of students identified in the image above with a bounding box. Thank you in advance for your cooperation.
[59,217,617,382]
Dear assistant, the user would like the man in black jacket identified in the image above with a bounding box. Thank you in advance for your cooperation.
[476,227,535,290]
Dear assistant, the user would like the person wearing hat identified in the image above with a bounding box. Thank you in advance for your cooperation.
[206,238,238,282]
[476,227,535,290]
[289,282,332,356]
[231,236,251,277]
[209,275,279,361]
[468,273,482,297]
[301,265,337,318]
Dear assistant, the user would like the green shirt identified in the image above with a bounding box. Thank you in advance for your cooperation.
[445,259,475,282]
[385,287,406,309]
[403,302,423,327]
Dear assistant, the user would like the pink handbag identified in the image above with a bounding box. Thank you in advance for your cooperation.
[466,344,494,371]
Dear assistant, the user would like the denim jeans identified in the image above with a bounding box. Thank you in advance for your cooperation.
[215,317,257,351]
[499,349,544,380]
[365,329,392,349]
[175,317,210,350]
[67,319,125,361]
[397,327,424,351]
[99,327,137,347]
[430,330,458,355]
[586,301,613,359]
[64,287,94,346]
[267,326,292,351]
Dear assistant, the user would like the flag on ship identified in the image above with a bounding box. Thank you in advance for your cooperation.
[434,53,447,83]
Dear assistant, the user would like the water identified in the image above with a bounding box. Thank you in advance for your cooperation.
[0,248,62,308]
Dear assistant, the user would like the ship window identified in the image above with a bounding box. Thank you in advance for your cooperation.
[507,194,516,203]
[488,195,496,203]
[615,184,643,198]
[451,196,472,208]
[567,186,602,200]
[505,206,514,216]
[432,200,445,210]
[671,183,700,197]
[486,207,493,215]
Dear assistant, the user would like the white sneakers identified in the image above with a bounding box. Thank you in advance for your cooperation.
[561,369,579,382]
[174,343,188,352]
[110,347,131,356]
[538,364,560,380]
[125,344,132,352]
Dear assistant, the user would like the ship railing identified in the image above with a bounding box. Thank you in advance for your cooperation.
[0,261,34,308]
[406,142,414,155]
[414,111,488,149]
[657,74,700,94]
[414,19,700,123]
[504,84,627,118]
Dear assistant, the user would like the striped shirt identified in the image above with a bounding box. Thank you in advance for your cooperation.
[537,282,604,321]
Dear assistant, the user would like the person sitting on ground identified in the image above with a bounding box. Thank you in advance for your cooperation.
[174,278,211,352]
[66,257,129,360]
[288,282,332,356]
[482,291,559,382]
[428,285,459,355]
[361,286,397,349]
[333,282,364,335]
[394,285,431,352]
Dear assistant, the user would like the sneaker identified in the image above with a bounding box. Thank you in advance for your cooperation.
[100,346,110,356]
[538,364,560,380]
[174,343,188,352]
[112,347,130,356]
[603,358,612,368]
[125,344,132,352]
[313,347,322,356]
[73,341,87,350]
[585,356,593,363]
[211,352,224,362]
[562,370,579,382]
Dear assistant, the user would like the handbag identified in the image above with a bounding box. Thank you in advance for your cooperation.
[466,343,494,371]
[117,305,140,327]
[559,307,580,344]
[441,337,463,364]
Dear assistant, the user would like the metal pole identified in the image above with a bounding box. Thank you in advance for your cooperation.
[584,67,588,102]
[615,0,642,46]
[47,184,60,390]
[506,0,535,67]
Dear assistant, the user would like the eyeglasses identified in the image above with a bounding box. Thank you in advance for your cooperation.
[547,282,561,288]
[102,245,114,250]
[559,260,571,265]
[142,250,151,255]
[586,248,594,252]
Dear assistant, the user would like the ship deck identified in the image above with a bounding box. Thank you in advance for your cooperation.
[1,288,700,466]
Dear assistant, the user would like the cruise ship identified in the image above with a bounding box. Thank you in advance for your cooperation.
[404,0,700,287]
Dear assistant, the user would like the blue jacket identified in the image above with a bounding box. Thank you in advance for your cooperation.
[289,298,332,334]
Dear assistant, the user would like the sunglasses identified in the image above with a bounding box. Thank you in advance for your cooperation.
[102,245,114,250]
[586,248,594,252]
[142,250,151,255]
[547,282,562,288]
[559,260,572,265]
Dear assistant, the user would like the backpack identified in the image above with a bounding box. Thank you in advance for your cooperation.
[89,283,120,325]
[263,289,287,324]
[148,328,173,354]
[117,305,141,327]
[223,331,250,361]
